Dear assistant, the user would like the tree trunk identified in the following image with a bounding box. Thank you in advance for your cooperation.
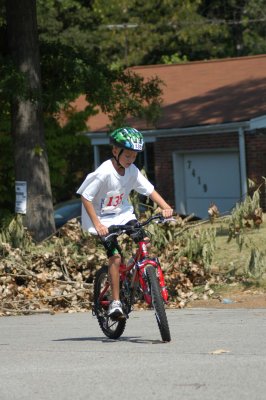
[5,0,55,241]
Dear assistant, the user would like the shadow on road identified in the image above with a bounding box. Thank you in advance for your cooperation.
[53,336,163,344]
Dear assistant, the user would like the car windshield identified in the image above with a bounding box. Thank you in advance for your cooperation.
[54,202,80,218]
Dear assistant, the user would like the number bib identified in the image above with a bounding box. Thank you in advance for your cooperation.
[101,191,124,215]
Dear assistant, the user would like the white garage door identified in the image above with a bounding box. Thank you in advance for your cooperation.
[174,152,241,218]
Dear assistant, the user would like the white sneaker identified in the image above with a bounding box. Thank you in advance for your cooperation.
[108,300,124,319]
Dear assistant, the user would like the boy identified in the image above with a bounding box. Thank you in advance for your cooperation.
[77,127,173,318]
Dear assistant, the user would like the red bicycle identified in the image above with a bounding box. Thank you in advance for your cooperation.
[92,214,171,342]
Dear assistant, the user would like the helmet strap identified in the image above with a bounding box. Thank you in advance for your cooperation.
[113,148,125,169]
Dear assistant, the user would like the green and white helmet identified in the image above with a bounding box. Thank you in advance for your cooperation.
[110,127,144,152]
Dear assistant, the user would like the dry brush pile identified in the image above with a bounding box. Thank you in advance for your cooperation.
[1,178,264,316]
[0,221,99,316]
[0,216,218,316]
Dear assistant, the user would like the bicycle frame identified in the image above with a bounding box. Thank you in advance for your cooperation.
[93,214,172,341]
[98,236,168,312]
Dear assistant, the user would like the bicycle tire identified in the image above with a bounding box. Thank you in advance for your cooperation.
[93,265,126,340]
[145,265,171,342]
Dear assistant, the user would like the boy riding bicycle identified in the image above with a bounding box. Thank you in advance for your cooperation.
[77,127,173,319]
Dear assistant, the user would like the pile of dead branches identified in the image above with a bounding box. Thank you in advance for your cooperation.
[0,219,213,316]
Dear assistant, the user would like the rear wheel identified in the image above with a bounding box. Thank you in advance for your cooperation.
[93,265,126,340]
[145,265,171,342]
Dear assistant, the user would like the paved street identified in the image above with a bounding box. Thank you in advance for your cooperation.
[0,308,265,400]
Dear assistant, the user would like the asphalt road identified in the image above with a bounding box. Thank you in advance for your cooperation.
[0,308,265,400]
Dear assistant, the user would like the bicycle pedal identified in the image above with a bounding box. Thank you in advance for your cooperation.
[117,314,127,320]
[110,313,126,321]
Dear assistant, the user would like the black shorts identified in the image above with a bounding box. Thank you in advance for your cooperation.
[99,219,138,258]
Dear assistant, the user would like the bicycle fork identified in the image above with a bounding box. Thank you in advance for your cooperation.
[140,259,169,304]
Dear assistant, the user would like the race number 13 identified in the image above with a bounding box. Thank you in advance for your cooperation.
[106,193,124,207]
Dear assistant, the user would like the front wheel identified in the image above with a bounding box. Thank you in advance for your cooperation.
[93,265,126,340]
[145,265,171,342]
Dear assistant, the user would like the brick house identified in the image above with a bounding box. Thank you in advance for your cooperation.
[76,55,266,218]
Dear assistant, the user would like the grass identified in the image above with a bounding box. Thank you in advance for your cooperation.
[211,216,266,276]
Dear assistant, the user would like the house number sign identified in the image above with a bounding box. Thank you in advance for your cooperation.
[187,159,208,193]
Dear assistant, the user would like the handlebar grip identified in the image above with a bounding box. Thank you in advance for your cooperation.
[108,225,123,234]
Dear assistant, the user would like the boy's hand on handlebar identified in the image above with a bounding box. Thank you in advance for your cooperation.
[95,223,109,237]
[161,208,174,218]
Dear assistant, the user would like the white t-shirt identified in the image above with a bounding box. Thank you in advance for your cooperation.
[76,159,154,234]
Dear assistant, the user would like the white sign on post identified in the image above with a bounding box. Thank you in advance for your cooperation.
[15,181,27,214]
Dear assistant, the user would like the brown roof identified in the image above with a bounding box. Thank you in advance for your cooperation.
[74,54,266,132]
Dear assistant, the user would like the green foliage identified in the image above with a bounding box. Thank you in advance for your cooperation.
[38,0,166,120]
[246,247,266,279]
[160,53,188,64]
[0,58,28,111]
[176,227,216,270]
[0,112,93,215]
[243,1,266,55]
[84,0,266,66]
[89,0,221,66]
[1,0,266,233]
[0,214,32,250]
[199,0,266,57]
[228,186,263,249]
[40,41,93,113]
[130,168,217,271]
[45,115,93,203]
[3,0,266,124]
[217,181,266,280]
[0,113,93,215]
[84,67,163,130]
[143,211,216,272]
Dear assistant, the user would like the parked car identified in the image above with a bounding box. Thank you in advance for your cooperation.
[54,198,81,229]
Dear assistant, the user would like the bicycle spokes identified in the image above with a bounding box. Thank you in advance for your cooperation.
[93,265,127,340]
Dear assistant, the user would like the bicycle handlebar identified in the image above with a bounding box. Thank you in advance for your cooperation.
[107,213,165,236]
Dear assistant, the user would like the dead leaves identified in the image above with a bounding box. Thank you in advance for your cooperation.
[0,221,100,316]
[0,218,216,315]
[163,258,212,308]
[208,203,220,223]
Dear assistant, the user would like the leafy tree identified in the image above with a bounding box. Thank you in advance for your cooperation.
[0,0,163,241]
[84,0,266,65]
[199,0,266,57]
[1,0,265,241]
[44,115,93,203]
[237,0,266,55]
[88,0,214,66]
[34,0,222,68]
